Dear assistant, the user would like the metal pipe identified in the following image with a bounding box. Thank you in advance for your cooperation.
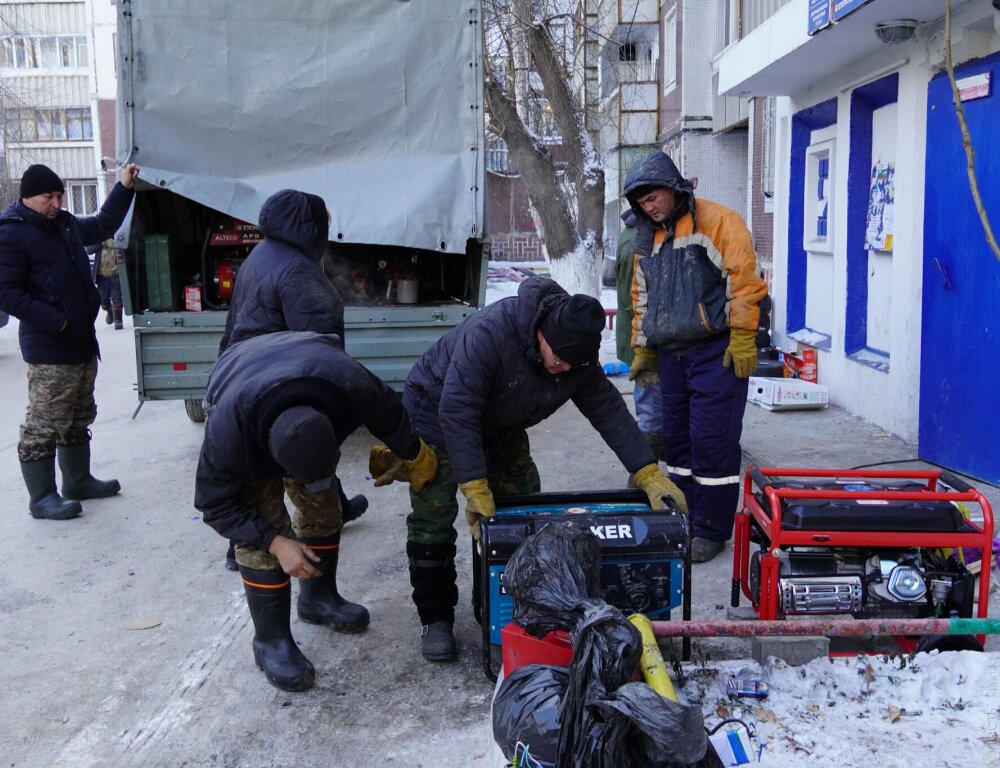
[649,617,1000,638]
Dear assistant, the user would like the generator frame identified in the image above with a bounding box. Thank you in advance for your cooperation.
[732,466,994,648]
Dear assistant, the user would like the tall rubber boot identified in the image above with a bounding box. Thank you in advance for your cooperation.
[337,480,368,524]
[407,541,458,661]
[112,306,124,330]
[58,442,121,500]
[20,458,82,520]
[240,566,315,692]
[103,304,113,325]
[297,534,369,633]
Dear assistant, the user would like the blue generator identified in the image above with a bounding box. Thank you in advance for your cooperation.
[474,489,691,680]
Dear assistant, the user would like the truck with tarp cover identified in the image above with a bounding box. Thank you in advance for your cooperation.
[113,0,487,419]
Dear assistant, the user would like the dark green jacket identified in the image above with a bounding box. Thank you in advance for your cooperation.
[614,211,637,364]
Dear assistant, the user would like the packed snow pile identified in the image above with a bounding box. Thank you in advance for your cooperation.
[688,650,999,767]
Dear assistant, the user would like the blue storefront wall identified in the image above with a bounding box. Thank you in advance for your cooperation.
[920,49,1000,484]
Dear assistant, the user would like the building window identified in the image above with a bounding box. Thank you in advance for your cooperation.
[3,108,93,142]
[486,133,512,175]
[67,181,98,215]
[662,7,677,94]
[0,35,88,70]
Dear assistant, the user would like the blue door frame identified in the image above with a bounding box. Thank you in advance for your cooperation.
[920,50,1000,484]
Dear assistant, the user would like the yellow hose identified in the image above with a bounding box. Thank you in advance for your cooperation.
[628,613,678,702]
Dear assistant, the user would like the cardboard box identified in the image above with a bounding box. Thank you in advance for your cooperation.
[783,347,818,383]
[748,376,829,411]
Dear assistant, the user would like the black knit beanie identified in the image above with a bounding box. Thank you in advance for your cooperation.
[539,294,605,367]
[20,164,65,199]
[268,405,338,481]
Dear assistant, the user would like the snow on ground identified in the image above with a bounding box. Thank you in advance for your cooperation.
[688,650,999,767]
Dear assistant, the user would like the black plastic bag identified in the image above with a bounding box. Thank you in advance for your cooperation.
[492,664,568,767]
[497,525,708,767]
[503,523,605,637]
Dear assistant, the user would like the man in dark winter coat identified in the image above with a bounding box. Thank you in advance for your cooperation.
[219,188,344,350]
[194,331,436,692]
[0,162,139,521]
[215,188,362,571]
[374,276,687,662]
[624,150,767,563]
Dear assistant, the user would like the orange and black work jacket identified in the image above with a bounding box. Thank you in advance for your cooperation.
[625,153,766,354]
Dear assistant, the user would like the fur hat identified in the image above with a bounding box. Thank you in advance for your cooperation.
[539,294,605,367]
[20,164,65,199]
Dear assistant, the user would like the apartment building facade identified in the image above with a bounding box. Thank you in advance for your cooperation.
[1,0,116,211]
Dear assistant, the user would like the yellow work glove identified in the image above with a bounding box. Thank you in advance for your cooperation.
[628,347,660,388]
[722,328,758,379]
[368,439,438,493]
[405,439,437,493]
[459,478,496,541]
[633,463,688,514]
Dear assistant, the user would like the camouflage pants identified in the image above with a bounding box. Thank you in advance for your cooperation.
[406,432,541,546]
[18,359,99,462]
[235,475,344,571]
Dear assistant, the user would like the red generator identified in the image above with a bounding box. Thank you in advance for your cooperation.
[732,467,994,651]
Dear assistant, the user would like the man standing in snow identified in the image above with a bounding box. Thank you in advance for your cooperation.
[624,151,767,563]
[371,275,687,662]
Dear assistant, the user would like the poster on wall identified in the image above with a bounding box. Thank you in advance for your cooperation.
[865,162,894,252]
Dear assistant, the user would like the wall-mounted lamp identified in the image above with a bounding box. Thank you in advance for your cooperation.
[874,19,919,45]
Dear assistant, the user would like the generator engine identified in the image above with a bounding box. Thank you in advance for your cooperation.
[749,547,975,620]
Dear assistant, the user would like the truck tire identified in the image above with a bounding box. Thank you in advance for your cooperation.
[185,399,206,423]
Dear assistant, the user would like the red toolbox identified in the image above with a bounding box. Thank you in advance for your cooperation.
[732,467,994,649]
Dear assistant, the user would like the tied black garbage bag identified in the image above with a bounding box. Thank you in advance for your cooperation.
[503,523,605,637]
[495,525,708,767]
[492,664,567,768]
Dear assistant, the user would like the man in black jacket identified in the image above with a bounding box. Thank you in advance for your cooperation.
[0,163,139,520]
[378,276,687,661]
[216,188,363,571]
[194,331,436,691]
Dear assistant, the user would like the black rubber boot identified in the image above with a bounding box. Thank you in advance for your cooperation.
[20,458,82,520]
[408,541,458,661]
[224,541,239,571]
[338,481,368,524]
[112,306,123,330]
[240,566,315,691]
[103,305,113,325]
[58,442,121,500]
[297,534,370,633]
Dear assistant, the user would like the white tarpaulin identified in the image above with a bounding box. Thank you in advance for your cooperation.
[117,1,484,253]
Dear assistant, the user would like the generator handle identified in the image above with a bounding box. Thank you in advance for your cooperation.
[748,467,771,494]
[937,471,973,493]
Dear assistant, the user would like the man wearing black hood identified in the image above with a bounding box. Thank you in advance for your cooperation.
[623,151,767,563]
[215,189,365,570]
[194,331,436,691]
[371,276,687,662]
